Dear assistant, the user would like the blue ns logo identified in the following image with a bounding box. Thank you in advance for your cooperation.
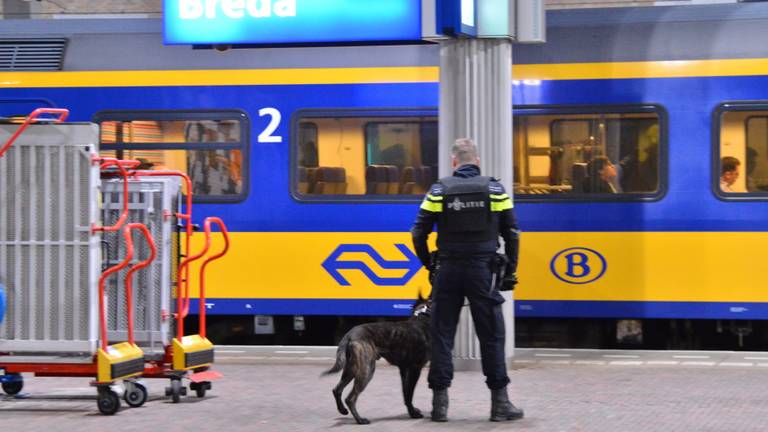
[550,247,607,285]
[322,244,422,286]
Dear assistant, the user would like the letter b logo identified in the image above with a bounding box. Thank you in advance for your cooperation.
[564,252,590,278]
[551,247,606,285]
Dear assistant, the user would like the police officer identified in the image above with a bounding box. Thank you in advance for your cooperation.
[411,138,522,422]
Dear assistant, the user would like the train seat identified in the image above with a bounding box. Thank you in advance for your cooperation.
[314,166,347,194]
[385,165,400,194]
[332,167,348,194]
[305,167,318,194]
[298,167,309,194]
[399,166,416,194]
[416,165,437,193]
[366,165,390,194]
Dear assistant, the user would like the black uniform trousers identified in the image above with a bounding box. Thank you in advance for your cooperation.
[427,254,511,391]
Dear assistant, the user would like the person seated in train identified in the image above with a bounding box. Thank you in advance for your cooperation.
[582,156,618,194]
[720,156,740,193]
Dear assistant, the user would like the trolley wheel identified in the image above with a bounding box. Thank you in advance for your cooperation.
[124,382,148,408]
[97,389,121,415]
[190,381,211,398]
[170,379,182,403]
[1,375,23,396]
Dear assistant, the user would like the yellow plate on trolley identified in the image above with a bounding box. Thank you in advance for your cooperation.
[172,335,214,371]
[97,342,144,383]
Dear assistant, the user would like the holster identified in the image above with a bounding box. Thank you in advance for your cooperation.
[428,251,440,287]
[491,253,509,291]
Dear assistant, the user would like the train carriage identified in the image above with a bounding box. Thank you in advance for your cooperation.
[3,3,768,349]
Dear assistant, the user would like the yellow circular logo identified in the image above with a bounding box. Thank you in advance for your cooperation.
[550,247,607,285]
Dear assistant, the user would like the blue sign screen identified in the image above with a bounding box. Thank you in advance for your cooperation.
[164,0,423,45]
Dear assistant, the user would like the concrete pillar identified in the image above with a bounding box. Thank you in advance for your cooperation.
[438,38,514,370]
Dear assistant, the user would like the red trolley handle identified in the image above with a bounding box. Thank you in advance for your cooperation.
[123,223,157,345]
[98,223,155,350]
[92,157,141,234]
[198,217,230,339]
[0,108,69,158]
[175,227,210,340]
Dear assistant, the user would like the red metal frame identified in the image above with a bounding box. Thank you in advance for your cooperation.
[4,363,97,376]
[92,157,141,234]
[175,227,210,341]
[123,224,157,344]
[97,223,156,350]
[197,217,230,339]
[0,108,69,158]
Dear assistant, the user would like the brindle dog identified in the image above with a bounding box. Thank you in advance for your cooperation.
[323,299,431,425]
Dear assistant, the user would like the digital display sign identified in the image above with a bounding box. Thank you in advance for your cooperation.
[163,0,423,45]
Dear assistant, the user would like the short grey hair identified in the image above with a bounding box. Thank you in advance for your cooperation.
[451,138,478,165]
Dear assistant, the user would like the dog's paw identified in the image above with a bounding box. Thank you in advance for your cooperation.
[408,408,424,419]
[355,418,370,425]
[337,407,349,415]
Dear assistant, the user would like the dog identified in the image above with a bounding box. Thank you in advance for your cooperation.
[322,298,432,425]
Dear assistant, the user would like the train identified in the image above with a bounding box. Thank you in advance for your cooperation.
[3,3,768,350]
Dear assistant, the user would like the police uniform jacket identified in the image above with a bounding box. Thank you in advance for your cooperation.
[410,164,519,272]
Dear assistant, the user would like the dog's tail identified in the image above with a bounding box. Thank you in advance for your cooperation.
[321,333,350,376]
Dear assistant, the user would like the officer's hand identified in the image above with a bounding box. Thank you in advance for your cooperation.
[427,264,437,286]
[500,273,518,291]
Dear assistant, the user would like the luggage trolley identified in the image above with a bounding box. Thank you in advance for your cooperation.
[0,108,158,414]
[102,163,229,403]
[164,215,229,402]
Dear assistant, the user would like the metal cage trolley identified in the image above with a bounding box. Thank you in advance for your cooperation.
[0,109,157,414]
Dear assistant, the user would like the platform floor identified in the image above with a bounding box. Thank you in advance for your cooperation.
[3,348,768,431]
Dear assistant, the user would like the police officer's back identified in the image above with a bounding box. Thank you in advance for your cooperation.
[411,138,523,422]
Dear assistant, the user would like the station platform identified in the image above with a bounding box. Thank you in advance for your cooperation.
[3,347,768,431]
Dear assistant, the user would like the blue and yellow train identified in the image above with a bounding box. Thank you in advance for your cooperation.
[3,3,768,348]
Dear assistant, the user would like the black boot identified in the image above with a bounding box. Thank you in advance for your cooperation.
[490,387,524,422]
[431,388,448,422]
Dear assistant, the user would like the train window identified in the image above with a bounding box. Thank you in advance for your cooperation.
[293,110,437,201]
[94,110,249,203]
[714,105,768,198]
[513,105,665,200]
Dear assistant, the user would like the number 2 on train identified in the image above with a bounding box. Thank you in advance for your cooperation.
[258,107,282,143]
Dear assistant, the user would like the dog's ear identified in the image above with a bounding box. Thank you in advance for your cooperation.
[417,289,426,303]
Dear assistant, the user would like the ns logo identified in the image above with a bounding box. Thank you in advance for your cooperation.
[550,247,607,284]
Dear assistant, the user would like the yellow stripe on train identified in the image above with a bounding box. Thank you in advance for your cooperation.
[3,58,768,88]
[186,231,768,304]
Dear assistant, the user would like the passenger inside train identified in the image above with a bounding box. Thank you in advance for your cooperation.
[513,111,659,196]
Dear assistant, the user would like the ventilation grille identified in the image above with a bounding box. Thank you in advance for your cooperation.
[0,38,67,71]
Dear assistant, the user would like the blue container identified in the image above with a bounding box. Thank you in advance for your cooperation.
[0,283,5,325]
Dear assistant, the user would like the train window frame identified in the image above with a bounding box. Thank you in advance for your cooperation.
[93,109,250,204]
[290,107,438,204]
[712,102,768,201]
[514,104,668,203]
